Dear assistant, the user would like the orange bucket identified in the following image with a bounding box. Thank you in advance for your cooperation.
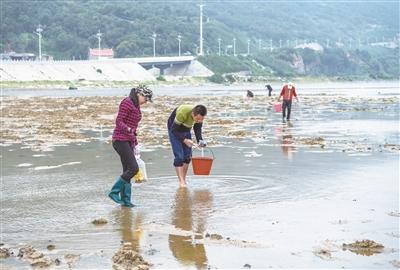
[192,147,214,175]
[192,157,214,175]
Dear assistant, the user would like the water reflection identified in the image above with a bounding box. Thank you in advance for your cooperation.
[274,124,295,160]
[114,208,144,252]
[169,188,213,269]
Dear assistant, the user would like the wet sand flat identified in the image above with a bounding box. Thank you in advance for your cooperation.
[1,83,399,153]
[1,82,399,269]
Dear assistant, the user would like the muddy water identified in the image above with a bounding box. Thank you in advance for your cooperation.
[1,81,399,269]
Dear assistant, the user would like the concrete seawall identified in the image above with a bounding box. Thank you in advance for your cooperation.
[0,58,213,82]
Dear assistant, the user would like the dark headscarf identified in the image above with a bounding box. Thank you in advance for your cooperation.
[129,88,139,107]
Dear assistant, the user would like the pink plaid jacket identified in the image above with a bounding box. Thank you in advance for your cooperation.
[112,97,141,145]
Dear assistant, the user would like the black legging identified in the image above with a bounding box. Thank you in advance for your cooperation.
[112,140,139,182]
[282,100,292,120]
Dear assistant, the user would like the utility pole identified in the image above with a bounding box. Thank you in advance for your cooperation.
[199,4,204,56]
[233,38,236,56]
[150,32,157,57]
[247,39,250,55]
[35,25,43,61]
[177,34,182,56]
[96,30,102,60]
[218,38,221,56]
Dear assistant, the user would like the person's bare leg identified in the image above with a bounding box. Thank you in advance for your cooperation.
[182,163,189,183]
[175,166,186,187]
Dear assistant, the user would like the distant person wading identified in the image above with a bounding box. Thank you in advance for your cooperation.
[108,85,153,207]
[277,82,299,122]
[266,84,273,97]
[167,105,207,187]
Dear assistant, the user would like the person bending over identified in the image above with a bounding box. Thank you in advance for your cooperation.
[167,105,207,187]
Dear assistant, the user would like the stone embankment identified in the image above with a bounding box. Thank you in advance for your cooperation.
[0,58,212,82]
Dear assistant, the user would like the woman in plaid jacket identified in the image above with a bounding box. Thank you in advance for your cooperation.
[108,85,153,207]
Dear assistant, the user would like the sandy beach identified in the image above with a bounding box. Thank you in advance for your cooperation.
[1,81,399,269]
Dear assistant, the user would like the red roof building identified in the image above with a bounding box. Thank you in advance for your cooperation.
[88,48,114,59]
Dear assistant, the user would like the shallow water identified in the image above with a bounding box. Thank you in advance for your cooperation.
[2,80,399,98]
[1,81,399,269]
[1,139,399,268]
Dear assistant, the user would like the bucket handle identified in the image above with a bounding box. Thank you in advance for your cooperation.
[193,146,215,160]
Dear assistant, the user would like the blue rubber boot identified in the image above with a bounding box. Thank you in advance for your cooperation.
[121,181,135,208]
[108,177,125,204]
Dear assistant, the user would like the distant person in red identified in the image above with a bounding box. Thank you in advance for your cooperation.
[277,82,299,122]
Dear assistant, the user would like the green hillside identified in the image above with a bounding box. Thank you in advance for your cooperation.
[1,0,399,79]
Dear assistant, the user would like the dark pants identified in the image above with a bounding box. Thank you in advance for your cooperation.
[112,140,139,182]
[168,129,192,167]
[282,100,292,120]
[268,90,272,97]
